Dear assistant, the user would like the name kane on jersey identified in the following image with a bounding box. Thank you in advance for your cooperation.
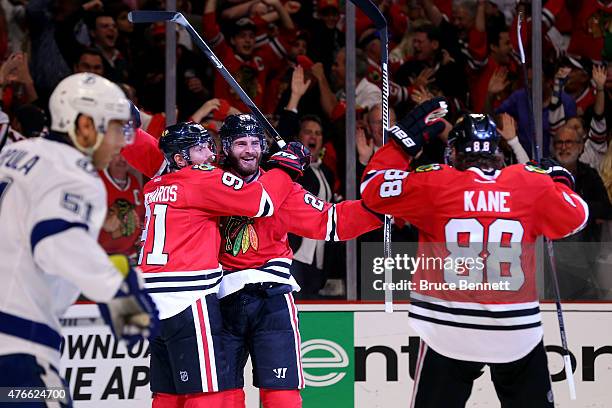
[464,190,510,213]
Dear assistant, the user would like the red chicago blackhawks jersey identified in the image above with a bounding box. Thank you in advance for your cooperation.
[218,172,382,297]
[122,129,382,298]
[98,169,144,258]
[138,164,292,319]
[361,143,589,363]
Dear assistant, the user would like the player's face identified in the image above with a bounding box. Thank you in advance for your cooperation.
[299,121,323,162]
[93,120,128,170]
[188,143,216,165]
[75,115,98,149]
[227,135,262,178]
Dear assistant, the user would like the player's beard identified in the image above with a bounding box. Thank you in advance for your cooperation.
[226,149,261,178]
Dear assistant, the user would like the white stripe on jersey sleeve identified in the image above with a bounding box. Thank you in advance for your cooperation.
[255,187,274,217]
[562,192,589,238]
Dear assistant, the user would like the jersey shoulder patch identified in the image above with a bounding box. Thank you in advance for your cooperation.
[522,163,548,175]
[192,163,216,172]
[414,163,443,173]
[76,157,99,177]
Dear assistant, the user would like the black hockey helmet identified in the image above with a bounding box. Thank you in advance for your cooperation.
[159,121,216,169]
[219,114,268,154]
[448,113,499,155]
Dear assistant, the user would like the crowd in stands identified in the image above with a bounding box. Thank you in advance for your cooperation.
[0,0,611,300]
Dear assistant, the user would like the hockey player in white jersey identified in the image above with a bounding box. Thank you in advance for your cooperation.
[0,73,160,406]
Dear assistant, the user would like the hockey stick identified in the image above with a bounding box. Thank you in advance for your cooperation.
[128,11,286,149]
[515,7,539,159]
[517,5,577,400]
[348,0,393,313]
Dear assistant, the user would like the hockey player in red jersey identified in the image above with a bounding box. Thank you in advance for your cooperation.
[122,115,381,407]
[360,99,589,408]
[216,114,381,408]
[136,122,310,408]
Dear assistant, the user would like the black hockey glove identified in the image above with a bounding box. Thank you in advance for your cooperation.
[389,97,449,157]
[528,157,575,191]
[267,141,311,180]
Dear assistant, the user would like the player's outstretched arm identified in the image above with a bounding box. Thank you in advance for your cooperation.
[187,142,310,217]
[280,183,382,241]
[121,128,167,178]
[530,161,589,239]
[360,164,416,219]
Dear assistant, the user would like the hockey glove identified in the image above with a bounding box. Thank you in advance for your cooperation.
[98,255,160,348]
[389,97,449,157]
[528,157,575,190]
[267,141,311,180]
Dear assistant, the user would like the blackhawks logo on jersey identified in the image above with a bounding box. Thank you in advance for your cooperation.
[102,198,139,238]
[415,163,442,173]
[524,164,548,174]
[223,216,259,256]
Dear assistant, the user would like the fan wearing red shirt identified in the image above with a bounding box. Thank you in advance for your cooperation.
[360,99,589,408]
[469,27,518,112]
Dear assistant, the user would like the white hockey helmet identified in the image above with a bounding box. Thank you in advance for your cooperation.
[49,73,132,155]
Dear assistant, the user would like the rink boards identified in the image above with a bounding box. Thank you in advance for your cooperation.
[60,303,612,407]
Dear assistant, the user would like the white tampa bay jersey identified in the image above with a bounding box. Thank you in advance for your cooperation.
[0,137,123,367]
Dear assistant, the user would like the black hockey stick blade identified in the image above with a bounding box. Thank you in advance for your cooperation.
[128,10,180,24]
[348,0,387,30]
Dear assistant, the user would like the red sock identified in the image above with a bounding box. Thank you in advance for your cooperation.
[152,392,184,408]
[184,389,245,408]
